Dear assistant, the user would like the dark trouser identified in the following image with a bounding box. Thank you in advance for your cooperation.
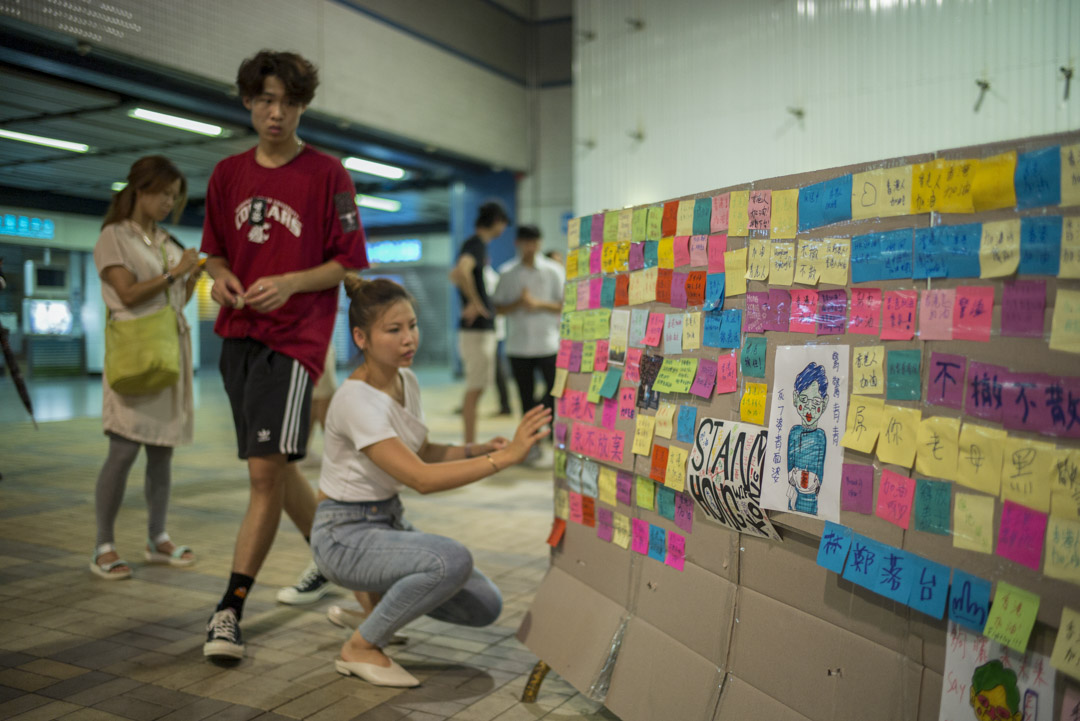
[509,355,557,418]
[495,341,512,413]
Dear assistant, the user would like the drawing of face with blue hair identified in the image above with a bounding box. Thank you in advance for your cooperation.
[793,362,829,430]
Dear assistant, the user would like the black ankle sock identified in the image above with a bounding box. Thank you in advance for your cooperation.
[303,535,311,545]
[217,572,255,619]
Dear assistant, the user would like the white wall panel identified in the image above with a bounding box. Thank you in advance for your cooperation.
[518,86,574,251]
[573,0,1079,214]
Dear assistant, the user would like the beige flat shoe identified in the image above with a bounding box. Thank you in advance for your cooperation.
[334,657,420,687]
[326,606,408,644]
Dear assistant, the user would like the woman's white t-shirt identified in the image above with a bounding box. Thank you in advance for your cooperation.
[319,368,427,501]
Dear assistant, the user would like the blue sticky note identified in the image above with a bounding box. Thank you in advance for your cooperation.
[816,521,852,574]
[601,277,616,308]
[644,241,659,268]
[703,311,724,348]
[657,486,677,521]
[599,369,622,399]
[579,216,592,244]
[937,223,981,278]
[913,228,948,279]
[949,570,992,633]
[693,198,712,235]
[1015,145,1061,209]
[676,406,697,444]
[851,228,912,283]
[1019,215,1062,275]
[871,546,916,605]
[913,478,951,535]
[797,174,853,232]
[704,273,725,311]
[841,534,885,590]
[741,336,767,378]
[907,556,950,620]
[647,524,666,562]
[717,309,742,349]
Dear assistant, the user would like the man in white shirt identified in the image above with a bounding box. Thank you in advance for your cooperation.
[492,225,564,464]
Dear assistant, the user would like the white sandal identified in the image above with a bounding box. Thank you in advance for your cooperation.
[144,533,196,567]
[89,543,132,580]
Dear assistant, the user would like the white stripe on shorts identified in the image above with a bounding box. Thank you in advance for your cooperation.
[279,361,303,454]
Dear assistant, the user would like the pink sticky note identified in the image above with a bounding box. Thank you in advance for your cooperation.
[881,290,917,340]
[953,286,995,342]
[629,242,645,271]
[765,289,790,332]
[624,348,642,383]
[597,508,614,542]
[995,501,1048,571]
[690,358,718,398]
[711,195,730,233]
[588,278,603,310]
[643,312,665,347]
[918,288,955,341]
[927,352,966,409]
[716,350,738,394]
[589,243,602,274]
[849,288,882,335]
[674,493,694,532]
[554,422,568,446]
[590,214,604,244]
[1001,280,1046,339]
[673,236,691,267]
[689,235,709,266]
[556,340,572,369]
[745,292,768,333]
[576,280,589,310]
[594,341,610,372]
[616,471,633,505]
[789,289,818,334]
[817,289,847,335]
[841,463,874,514]
[966,361,1007,422]
[670,272,689,309]
[1060,686,1080,721]
[601,397,618,430]
[747,189,772,232]
[568,342,583,373]
[557,389,596,423]
[619,386,636,421]
[1001,372,1056,435]
[707,233,727,272]
[665,532,686,571]
[875,469,915,529]
[631,518,650,554]
[569,491,583,524]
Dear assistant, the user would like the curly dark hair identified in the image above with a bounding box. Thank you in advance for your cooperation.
[236,50,319,105]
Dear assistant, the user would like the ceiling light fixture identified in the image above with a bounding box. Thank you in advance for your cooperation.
[342,156,406,179]
[355,194,402,212]
[127,108,224,136]
[0,128,89,153]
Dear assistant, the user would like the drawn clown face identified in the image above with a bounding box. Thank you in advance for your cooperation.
[969,685,1021,721]
[794,382,826,429]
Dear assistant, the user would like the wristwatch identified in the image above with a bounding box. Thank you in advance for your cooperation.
[163,271,176,285]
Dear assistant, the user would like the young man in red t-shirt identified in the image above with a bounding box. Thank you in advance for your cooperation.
[200,50,368,660]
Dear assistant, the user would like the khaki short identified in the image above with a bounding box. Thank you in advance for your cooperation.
[458,329,497,391]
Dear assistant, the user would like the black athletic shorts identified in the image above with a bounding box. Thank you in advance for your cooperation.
[220,338,313,461]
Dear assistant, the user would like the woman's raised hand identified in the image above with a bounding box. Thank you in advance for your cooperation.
[172,248,200,277]
[507,405,553,463]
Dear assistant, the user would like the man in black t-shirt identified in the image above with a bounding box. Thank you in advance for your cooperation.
[449,202,509,445]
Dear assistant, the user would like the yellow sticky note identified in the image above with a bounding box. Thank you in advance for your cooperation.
[569,313,584,341]
[635,475,655,510]
[617,209,633,242]
[601,242,618,273]
[603,210,619,243]
[1045,517,1080,586]
[567,217,581,249]
[676,200,695,237]
[682,312,702,350]
[915,415,961,481]
[1050,288,1080,354]
[639,267,658,303]
[632,414,656,456]
[563,282,576,311]
[978,219,1021,278]
[586,371,605,404]
[740,382,768,425]
[912,158,976,214]
[628,271,646,306]
[1050,606,1080,681]
[769,189,799,239]
[728,191,750,236]
[1061,143,1080,207]
[852,345,885,395]
[820,238,851,285]
[769,242,796,286]
[724,248,748,297]
[1001,437,1056,513]
[970,151,1018,212]
[952,491,995,554]
[983,581,1040,654]
[851,165,912,219]
[671,358,698,394]
[794,238,825,286]
[551,368,568,398]
[654,402,677,439]
[665,446,688,493]
[841,395,884,453]
[612,512,631,549]
[877,404,922,468]
[615,241,631,271]
[555,487,569,520]
[957,423,1006,496]
[565,252,579,281]
[745,237,770,281]
[1062,218,1080,279]
[581,341,596,374]
[1051,448,1080,521]
[598,466,617,506]
[658,237,675,269]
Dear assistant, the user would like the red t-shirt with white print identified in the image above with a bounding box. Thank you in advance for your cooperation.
[201,145,368,382]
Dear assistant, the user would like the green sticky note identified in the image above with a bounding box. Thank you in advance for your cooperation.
[635,475,656,510]
[600,368,622,399]
[657,486,676,520]
[982,581,1040,653]
[741,337,767,378]
[913,478,951,535]
[604,210,620,243]
[652,358,679,394]
[647,207,663,240]
[555,449,567,478]
[632,208,648,242]
[886,349,921,401]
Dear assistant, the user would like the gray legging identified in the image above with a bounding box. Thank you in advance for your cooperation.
[95,432,173,548]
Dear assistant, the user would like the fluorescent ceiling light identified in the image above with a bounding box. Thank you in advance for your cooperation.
[111,182,128,192]
[342,156,406,179]
[127,108,223,136]
[355,194,401,212]
[0,128,89,153]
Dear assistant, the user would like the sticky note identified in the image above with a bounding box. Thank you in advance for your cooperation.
[612,512,631,549]
[635,475,655,510]
[926,352,965,409]
[740,382,767,425]
[1050,288,1080,354]
[632,414,655,456]
[669,358,697,394]
[586,371,605,404]
[581,341,597,373]
[983,581,1040,653]
[1015,145,1061,209]
[689,234,709,267]
[912,158,976,213]
[881,290,917,341]
[953,492,995,554]
[689,358,717,399]
[683,312,702,350]
[616,471,633,505]
[654,402,676,439]
[794,238,825,285]
[996,500,1048,571]
[674,492,694,532]
[665,531,686,571]
[770,189,799,239]
[798,175,852,231]
[716,350,739,394]
[747,189,771,232]
[913,478,952,535]
[979,219,1021,278]
[1063,143,1080,206]
[820,238,851,285]
[675,200,695,237]
[1045,515,1080,585]
[849,288,882,335]
[886,349,921,402]
[649,444,668,483]
[728,190,749,235]
[1000,436,1055,513]
[939,223,982,278]
[851,165,911,219]
[630,208,647,242]
[908,556,950,620]
[551,368,568,398]
[711,194,729,233]
[676,406,697,444]
[595,340,609,371]
[643,312,664,347]
[915,415,960,481]
[841,395,884,454]
[966,361,1006,423]
[662,313,683,355]
[554,487,569,519]
[547,518,566,546]
[739,338,767,381]
[708,233,727,272]
[918,288,955,341]
[657,236,675,270]
[817,289,847,335]
[673,237,691,269]
[788,289,818,333]
[842,534,887,591]
[876,469,916,529]
[852,345,884,395]
[631,518,649,554]
[702,273,723,311]
[656,268,672,304]
[877,404,922,468]
[959,423,1007,494]
[567,217,581,249]
[1051,449,1080,521]
[600,398,617,429]
[685,271,707,307]
[949,570,992,632]
[1050,606,1080,681]
[745,292,767,333]
[745,237,770,282]
[850,229,913,283]
[581,496,596,527]
[645,206,662,241]
[1018,215,1062,275]
[724,247,747,296]
[665,445,688,493]
[596,508,613,542]
[816,521,853,574]
[1001,279,1046,338]
[841,463,875,514]
[769,242,796,286]
[971,151,1018,211]
[765,289,790,332]
[569,491,583,524]
[598,467,617,506]
[952,286,995,342]
[656,485,676,520]
[581,460,600,497]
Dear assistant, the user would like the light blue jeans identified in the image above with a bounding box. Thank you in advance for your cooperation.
[311,496,503,648]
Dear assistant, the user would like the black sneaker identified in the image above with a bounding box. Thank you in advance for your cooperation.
[203,608,244,659]
[275,560,332,605]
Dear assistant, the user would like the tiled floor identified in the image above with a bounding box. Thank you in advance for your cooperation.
[0,372,619,721]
